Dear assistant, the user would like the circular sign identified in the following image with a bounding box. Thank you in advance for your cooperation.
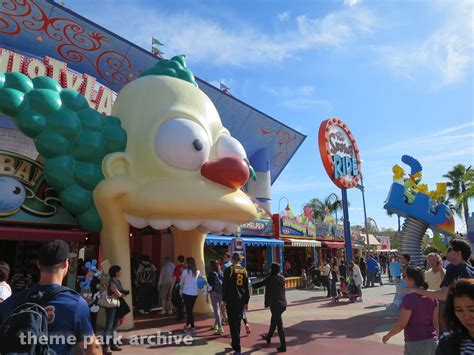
[318,118,361,189]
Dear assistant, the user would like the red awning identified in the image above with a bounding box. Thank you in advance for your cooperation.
[0,225,86,242]
[322,241,345,248]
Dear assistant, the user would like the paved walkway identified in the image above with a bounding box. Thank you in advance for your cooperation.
[114,277,404,354]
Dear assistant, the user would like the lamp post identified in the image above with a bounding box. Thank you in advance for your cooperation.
[355,174,370,254]
[278,197,290,217]
[327,193,340,225]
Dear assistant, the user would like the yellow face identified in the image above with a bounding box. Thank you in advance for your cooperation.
[100,76,256,233]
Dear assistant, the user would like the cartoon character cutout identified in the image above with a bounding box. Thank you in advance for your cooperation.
[0,176,26,216]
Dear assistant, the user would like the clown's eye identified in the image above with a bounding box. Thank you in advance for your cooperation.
[13,187,21,195]
[155,118,210,170]
[216,135,247,160]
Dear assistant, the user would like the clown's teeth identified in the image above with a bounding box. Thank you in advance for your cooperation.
[202,221,227,232]
[125,214,148,228]
[173,220,201,231]
[197,226,211,234]
[224,224,238,234]
[148,218,171,230]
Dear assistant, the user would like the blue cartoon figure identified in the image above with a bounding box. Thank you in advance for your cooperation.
[80,259,99,291]
[0,176,26,217]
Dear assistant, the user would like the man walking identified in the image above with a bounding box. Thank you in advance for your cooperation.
[222,253,250,355]
[366,254,377,287]
[136,255,156,314]
[157,257,175,315]
[171,255,186,320]
[0,240,101,355]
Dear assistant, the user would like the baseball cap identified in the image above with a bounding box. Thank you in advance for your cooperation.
[38,240,72,266]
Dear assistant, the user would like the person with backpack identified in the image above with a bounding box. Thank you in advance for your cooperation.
[171,255,186,321]
[136,256,156,314]
[0,240,101,355]
[206,260,224,335]
[222,253,250,355]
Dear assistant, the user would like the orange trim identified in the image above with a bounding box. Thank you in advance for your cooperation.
[318,117,361,189]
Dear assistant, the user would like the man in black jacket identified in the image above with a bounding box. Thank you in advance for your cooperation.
[222,253,250,355]
[253,262,287,352]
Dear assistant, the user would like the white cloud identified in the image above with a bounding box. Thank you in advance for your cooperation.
[345,0,360,6]
[261,84,331,110]
[280,98,332,110]
[375,1,473,87]
[70,1,377,67]
[277,11,290,22]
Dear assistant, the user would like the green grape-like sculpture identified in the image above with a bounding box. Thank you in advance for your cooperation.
[0,72,127,232]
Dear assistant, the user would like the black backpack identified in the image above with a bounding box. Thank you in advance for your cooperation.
[0,286,74,355]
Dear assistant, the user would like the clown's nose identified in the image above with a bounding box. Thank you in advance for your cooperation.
[201,157,249,189]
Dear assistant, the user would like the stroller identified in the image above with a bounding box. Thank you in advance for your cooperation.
[335,277,358,303]
[375,267,384,286]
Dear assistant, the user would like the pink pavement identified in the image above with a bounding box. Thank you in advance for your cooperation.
[114,282,404,354]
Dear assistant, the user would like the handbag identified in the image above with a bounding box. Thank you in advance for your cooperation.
[98,282,120,308]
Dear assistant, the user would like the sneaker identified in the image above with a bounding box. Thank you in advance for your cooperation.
[277,346,287,352]
[167,310,173,315]
[210,324,217,331]
[245,324,251,335]
[138,309,145,314]
[189,327,197,336]
[183,326,189,334]
[214,327,224,335]
[160,310,166,315]
[357,298,363,302]
[110,345,122,351]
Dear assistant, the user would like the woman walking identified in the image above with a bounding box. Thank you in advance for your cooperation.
[436,279,474,355]
[330,259,338,302]
[104,265,129,354]
[253,262,287,352]
[180,257,200,336]
[206,260,224,335]
[382,266,438,354]
[348,261,364,302]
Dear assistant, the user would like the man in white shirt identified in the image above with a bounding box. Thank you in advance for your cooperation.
[424,253,445,291]
[322,260,331,297]
[0,261,11,303]
[158,257,175,315]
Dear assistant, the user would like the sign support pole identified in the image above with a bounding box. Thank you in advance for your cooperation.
[341,188,353,262]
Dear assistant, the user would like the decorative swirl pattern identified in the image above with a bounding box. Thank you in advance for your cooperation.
[0,0,133,87]
[259,126,297,167]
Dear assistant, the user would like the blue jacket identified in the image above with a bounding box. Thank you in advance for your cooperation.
[366,258,378,273]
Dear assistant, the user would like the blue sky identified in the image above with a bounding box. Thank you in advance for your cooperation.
[67,0,473,232]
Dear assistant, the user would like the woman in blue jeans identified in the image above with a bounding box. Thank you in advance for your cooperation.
[104,265,129,354]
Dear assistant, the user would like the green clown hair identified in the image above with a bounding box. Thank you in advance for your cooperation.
[0,72,127,232]
[139,55,197,87]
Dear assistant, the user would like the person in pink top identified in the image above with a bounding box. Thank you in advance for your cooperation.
[383,265,439,355]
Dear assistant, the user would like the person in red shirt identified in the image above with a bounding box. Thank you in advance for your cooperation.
[171,255,186,320]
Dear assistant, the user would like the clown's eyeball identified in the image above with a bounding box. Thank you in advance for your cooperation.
[155,118,210,170]
[216,135,247,160]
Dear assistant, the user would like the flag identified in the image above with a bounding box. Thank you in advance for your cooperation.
[152,46,164,59]
[152,37,165,46]
[220,82,231,95]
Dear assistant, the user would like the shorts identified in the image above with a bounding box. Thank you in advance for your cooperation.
[159,283,172,301]
[404,338,437,355]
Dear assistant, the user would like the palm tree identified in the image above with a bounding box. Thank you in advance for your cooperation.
[304,194,344,224]
[444,164,472,226]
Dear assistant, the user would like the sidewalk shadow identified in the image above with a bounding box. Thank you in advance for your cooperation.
[279,308,398,348]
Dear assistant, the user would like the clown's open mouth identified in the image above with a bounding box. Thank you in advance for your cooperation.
[125,214,238,235]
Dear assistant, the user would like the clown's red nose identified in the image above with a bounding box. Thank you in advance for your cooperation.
[201,157,249,189]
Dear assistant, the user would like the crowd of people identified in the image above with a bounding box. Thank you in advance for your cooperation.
[0,238,472,355]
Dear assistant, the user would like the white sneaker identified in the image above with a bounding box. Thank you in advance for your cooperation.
[357,298,363,302]
[167,310,173,315]
[160,310,166,315]
[138,310,145,314]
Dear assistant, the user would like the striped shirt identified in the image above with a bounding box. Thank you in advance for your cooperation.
[460,338,474,355]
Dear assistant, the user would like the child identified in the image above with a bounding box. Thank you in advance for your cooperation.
[382,266,438,354]
[301,269,307,289]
